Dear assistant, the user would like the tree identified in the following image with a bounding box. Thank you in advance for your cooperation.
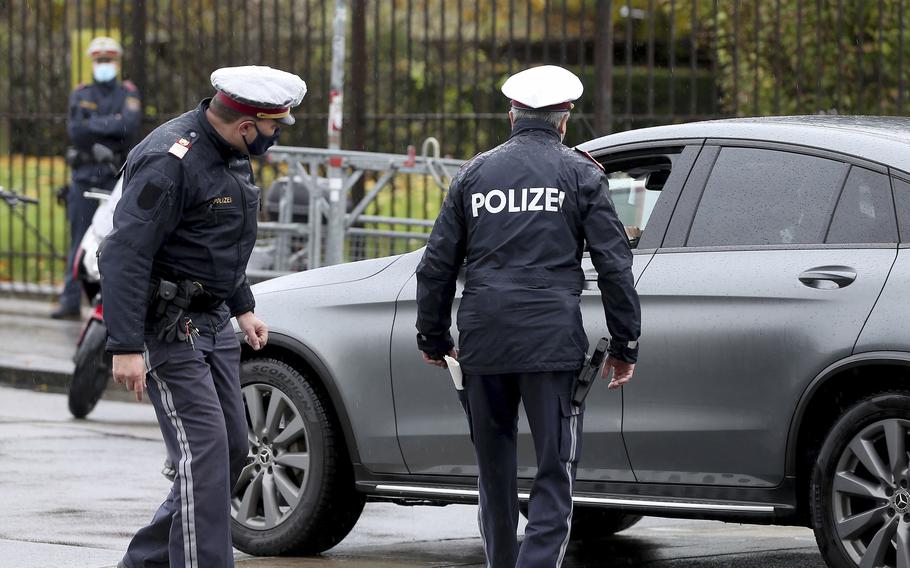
[712,0,908,116]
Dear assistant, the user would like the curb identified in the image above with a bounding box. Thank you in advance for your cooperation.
[0,365,73,393]
[0,365,138,403]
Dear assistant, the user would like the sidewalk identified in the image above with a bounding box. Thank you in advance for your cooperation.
[0,295,84,391]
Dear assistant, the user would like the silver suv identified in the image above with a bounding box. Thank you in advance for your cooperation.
[233,116,910,568]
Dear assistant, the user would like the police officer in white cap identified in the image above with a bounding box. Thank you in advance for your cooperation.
[417,65,641,567]
[53,36,142,319]
[100,65,306,568]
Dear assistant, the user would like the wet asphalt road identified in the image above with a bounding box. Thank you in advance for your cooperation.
[0,385,829,568]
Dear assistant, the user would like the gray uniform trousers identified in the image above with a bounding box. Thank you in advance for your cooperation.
[122,308,249,568]
[462,370,583,568]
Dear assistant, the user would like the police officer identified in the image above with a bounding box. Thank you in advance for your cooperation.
[53,36,142,319]
[99,65,306,568]
[416,65,641,568]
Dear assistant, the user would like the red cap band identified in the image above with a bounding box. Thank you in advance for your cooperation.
[510,99,573,111]
[215,91,290,120]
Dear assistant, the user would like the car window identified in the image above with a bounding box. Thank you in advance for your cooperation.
[826,167,897,244]
[891,177,910,242]
[603,155,673,248]
[686,147,847,247]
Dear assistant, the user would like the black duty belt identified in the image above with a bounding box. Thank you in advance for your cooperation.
[147,276,224,345]
[66,147,124,169]
[465,272,584,290]
[148,276,223,310]
[187,292,224,312]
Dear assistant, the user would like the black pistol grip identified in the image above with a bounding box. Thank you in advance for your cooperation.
[571,337,610,407]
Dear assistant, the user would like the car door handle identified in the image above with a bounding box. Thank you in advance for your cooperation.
[798,266,857,289]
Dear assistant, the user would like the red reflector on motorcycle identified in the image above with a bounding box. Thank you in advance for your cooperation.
[73,247,84,279]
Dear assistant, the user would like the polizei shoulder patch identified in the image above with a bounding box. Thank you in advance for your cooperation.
[574,147,605,172]
[168,136,193,159]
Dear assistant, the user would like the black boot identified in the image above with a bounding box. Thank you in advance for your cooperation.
[50,305,80,320]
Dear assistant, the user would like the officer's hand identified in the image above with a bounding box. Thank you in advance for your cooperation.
[421,349,457,368]
[605,356,635,390]
[113,353,147,402]
[237,312,268,350]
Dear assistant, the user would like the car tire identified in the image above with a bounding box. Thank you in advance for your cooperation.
[68,319,111,419]
[231,358,366,556]
[569,508,642,542]
[811,391,910,568]
[519,503,641,541]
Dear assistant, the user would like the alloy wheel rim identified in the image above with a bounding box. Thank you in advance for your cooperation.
[832,418,910,567]
[232,383,311,530]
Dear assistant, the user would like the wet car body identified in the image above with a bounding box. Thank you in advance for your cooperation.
[234,116,910,568]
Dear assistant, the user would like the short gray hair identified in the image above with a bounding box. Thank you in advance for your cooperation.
[510,107,569,129]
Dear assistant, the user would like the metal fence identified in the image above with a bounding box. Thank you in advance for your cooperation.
[1,0,908,290]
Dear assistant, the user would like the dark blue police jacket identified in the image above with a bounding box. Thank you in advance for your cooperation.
[99,100,258,354]
[416,118,641,375]
[67,79,142,188]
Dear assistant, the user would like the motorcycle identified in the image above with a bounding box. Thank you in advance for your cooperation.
[67,175,122,419]
[66,173,175,480]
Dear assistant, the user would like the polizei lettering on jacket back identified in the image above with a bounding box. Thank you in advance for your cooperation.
[471,187,565,217]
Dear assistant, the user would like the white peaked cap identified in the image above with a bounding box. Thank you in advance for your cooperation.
[87,36,123,58]
[211,65,307,125]
[501,65,584,110]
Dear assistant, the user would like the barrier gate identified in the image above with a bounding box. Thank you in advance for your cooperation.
[251,140,465,281]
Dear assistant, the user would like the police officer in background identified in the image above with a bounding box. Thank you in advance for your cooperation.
[53,36,142,319]
[99,66,306,568]
[416,65,641,568]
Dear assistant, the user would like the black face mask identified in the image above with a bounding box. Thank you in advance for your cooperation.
[242,123,280,156]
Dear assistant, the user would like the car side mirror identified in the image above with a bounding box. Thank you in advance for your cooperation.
[645,170,670,191]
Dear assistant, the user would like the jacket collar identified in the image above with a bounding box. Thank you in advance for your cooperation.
[509,117,562,141]
[195,98,247,162]
[92,79,119,92]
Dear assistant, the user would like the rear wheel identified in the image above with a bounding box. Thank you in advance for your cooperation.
[231,358,365,556]
[68,319,111,419]
[519,503,641,541]
[811,392,910,568]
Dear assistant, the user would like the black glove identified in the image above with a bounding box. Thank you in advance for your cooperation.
[417,331,455,360]
[55,185,70,207]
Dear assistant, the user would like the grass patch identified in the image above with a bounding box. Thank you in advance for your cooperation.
[350,173,445,260]
[0,155,70,285]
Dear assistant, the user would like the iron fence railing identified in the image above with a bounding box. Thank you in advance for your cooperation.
[1,0,907,289]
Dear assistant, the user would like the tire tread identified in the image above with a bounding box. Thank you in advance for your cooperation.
[810,390,910,568]
[233,358,365,556]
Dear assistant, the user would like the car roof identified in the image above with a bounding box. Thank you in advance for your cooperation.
[578,116,910,173]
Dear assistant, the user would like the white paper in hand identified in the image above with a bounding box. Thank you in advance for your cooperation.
[443,355,464,391]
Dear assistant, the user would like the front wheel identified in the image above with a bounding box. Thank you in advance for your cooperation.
[231,358,365,556]
[68,319,112,419]
[811,392,910,568]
